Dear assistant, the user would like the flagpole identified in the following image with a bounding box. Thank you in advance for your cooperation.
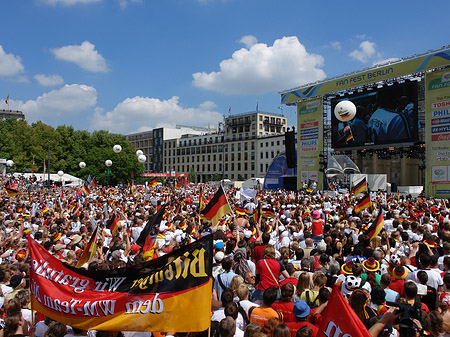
[47,141,51,188]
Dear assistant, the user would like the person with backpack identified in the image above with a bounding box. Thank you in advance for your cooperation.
[215,257,238,300]
[299,272,327,309]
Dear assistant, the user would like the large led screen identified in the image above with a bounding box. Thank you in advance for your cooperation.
[331,81,418,150]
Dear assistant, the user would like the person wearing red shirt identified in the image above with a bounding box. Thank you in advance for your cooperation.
[286,300,318,337]
[389,265,407,298]
[311,210,324,243]
[252,245,289,303]
[272,283,296,323]
[253,232,270,262]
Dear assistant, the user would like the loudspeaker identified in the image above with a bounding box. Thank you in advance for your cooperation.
[285,131,296,168]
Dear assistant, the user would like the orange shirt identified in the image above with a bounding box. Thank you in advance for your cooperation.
[248,306,283,329]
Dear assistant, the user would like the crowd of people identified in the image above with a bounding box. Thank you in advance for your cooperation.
[1,175,450,337]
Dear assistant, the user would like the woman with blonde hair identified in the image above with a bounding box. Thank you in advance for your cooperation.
[293,272,311,302]
[230,275,244,298]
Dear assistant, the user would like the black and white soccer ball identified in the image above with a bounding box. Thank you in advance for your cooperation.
[345,275,361,289]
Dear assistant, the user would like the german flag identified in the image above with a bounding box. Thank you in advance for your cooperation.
[136,204,166,247]
[149,178,158,188]
[365,209,384,240]
[106,214,121,235]
[234,207,247,216]
[5,187,19,197]
[91,178,98,188]
[262,207,275,218]
[351,177,367,196]
[354,193,372,214]
[81,183,90,196]
[200,186,231,227]
[75,226,98,268]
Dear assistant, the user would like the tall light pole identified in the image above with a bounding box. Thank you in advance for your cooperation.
[47,141,51,187]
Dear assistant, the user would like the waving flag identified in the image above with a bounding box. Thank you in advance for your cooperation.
[149,178,158,188]
[354,193,372,213]
[5,187,19,197]
[317,285,371,337]
[365,208,384,240]
[351,177,367,196]
[75,226,99,268]
[200,186,231,227]
[106,214,121,235]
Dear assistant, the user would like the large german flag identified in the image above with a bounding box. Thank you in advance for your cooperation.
[351,177,367,196]
[149,178,158,188]
[81,183,90,196]
[29,234,213,332]
[354,193,372,214]
[200,186,231,227]
[365,209,384,240]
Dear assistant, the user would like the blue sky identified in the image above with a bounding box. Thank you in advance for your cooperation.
[0,0,449,134]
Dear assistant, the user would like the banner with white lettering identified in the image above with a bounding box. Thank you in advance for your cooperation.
[425,69,450,198]
[29,234,213,332]
[317,285,371,337]
[297,97,323,190]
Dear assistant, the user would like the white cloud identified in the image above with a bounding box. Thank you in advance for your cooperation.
[13,84,97,123]
[239,35,258,49]
[192,36,326,95]
[91,96,223,134]
[330,41,341,51]
[118,0,142,9]
[40,0,102,5]
[34,74,64,86]
[349,40,377,63]
[51,41,109,73]
[0,45,25,77]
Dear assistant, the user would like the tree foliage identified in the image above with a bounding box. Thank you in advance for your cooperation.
[0,119,143,185]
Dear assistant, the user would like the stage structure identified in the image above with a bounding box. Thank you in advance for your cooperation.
[280,46,450,198]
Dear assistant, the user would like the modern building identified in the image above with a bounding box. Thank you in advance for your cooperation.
[163,111,288,182]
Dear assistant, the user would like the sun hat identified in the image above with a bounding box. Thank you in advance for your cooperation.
[392,265,408,280]
[312,210,321,219]
[363,257,380,272]
[341,260,354,275]
[293,300,310,318]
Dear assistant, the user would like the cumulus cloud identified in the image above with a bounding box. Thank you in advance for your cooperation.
[349,40,377,63]
[51,41,109,73]
[330,41,342,51]
[192,36,326,95]
[40,0,102,5]
[13,84,97,124]
[239,35,258,49]
[91,96,223,134]
[0,45,25,77]
[34,74,64,86]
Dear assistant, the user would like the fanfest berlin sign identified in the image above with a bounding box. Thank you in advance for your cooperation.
[29,234,213,332]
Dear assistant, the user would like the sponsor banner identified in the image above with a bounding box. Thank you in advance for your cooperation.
[297,98,323,190]
[29,235,213,332]
[426,69,450,198]
[282,47,450,104]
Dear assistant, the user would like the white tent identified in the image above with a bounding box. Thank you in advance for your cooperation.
[13,173,83,186]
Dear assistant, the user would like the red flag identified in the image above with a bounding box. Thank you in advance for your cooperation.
[317,285,371,337]
[32,156,35,174]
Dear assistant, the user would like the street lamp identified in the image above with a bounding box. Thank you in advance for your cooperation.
[105,160,112,186]
[57,170,64,192]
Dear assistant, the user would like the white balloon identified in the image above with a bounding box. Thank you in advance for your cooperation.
[334,100,357,122]
[57,170,64,177]
[6,160,14,167]
[113,145,122,153]
[136,150,144,156]
[105,160,112,167]
[138,154,147,163]
[79,162,86,168]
